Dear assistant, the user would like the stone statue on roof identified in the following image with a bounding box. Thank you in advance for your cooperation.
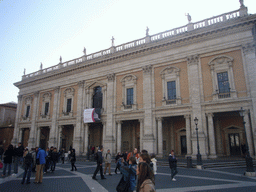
[40,62,43,70]
[146,26,149,37]
[60,56,62,63]
[111,36,115,47]
[185,13,192,23]
[83,47,86,55]
[239,0,244,7]
[23,68,26,75]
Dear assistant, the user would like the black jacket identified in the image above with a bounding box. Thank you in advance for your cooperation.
[3,149,14,164]
[95,151,103,165]
[51,151,59,162]
[168,154,177,168]
[70,152,76,163]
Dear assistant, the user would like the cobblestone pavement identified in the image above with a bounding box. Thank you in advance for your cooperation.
[1,161,256,192]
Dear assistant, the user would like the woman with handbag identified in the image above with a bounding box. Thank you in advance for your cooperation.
[136,162,156,192]
[117,156,137,192]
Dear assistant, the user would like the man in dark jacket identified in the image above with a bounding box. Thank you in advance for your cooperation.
[14,143,24,174]
[92,146,106,180]
[50,147,59,172]
[169,150,178,181]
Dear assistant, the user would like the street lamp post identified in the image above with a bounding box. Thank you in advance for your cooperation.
[239,107,255,174]
[194,117,202,165]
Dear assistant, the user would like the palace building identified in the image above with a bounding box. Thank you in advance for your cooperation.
[12,3,256,159]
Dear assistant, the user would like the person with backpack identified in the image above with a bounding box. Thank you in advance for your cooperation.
[50,147,59,172]
[21,148,33,184]
[92,146,106,180]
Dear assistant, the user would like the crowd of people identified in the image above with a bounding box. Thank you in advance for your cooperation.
[1,144,178,191]
[0,143,77,184]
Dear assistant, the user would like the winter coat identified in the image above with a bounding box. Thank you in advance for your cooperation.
[3,149,14,164]
[168,154,177,168]
[138,179,156,192]
[151,158,157,175]
[36,148,47,164]
[95,151,103,165]
[120,163,137,191]
[51,151,59,162]
[70,152,76,163]
[104,152,112,164]
[16,146,24,157]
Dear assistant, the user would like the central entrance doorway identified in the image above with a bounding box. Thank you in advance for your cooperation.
[121,120,140,153]
[229,133,241,156]
[39,127,49,149]
[89,123,103,149]
[61,125,74,152]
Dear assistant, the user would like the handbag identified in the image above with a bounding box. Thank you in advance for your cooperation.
[0,162,3,169]
[116,175,130,192]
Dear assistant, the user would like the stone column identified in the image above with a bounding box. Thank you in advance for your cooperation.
[28,92,39,149]
[215,118,224,155]
[12,95,23,145]
[187,55,206,158]
[157,117,163,157]
[57,125,63,150]
[139,119,144,152]
[185,115,192,156]
[49,87,60,147]
[142,65,154,153]
[83,123,89,156]
[102,121,106,146]
[73,81,84,155]
[242,43,256,156]
[117,120,122,153]
[244,110,254,156]
[36,127,41,147]
[104,74,115,151]
[207,113,217,158]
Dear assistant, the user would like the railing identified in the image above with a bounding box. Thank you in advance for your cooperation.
[22,9,244,80]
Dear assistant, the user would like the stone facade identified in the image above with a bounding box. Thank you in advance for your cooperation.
[12,5,256,158]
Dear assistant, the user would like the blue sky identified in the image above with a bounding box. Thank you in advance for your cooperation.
[1,0,256,104]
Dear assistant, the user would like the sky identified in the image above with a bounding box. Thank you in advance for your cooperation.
[0,0,256,104]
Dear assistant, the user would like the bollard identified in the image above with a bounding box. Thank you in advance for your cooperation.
[187,156,192,168]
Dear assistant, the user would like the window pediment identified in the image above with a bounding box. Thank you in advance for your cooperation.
[160,66,180,79]
[208,55,233,69]
[64,87,75,97]
[121,74,137,85]
[24,96,33,105]
[42,92,52,101]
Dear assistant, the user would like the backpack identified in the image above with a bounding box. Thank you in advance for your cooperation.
[94,152,98,161]
[24,153,33,165]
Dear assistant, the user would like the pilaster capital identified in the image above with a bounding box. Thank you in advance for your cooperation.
[116,120,123,124]
[142,65,152,74]
[242,43,255,55]
[17,95,23,101]
[187,55,199,65]
[184,114,191,119]
[139,119,144,123]
[206,113,214,118]
[78,81,84,88]
[54,86,60,94]
[34,91,39,97]
[156,117,162,121]
[107,73,115,82]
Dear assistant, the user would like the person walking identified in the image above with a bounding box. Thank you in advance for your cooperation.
[70,148,77,171]
[127,148,140,163]
[50,147,58,172]
[92,146,106,180]
[34,147,47,184]
[60,148,65,164]
[14,143,24,175]
[136,162,156,192]
[2,144,14,177]
[115,152,122,174]
[21,148,33,184]
[104,149,112,176]
[169,150,178,181]
[151,153,157,177]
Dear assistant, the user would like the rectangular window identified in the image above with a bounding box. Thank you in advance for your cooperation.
[167,81,176,100]
[25,105,30,118]
[44,102,49,115]
[217,72,230,98]
[217,72,230,93]
[126,88,133,105]
[67,98,72,113]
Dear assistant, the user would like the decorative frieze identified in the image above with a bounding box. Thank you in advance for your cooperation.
[107,73,115,81]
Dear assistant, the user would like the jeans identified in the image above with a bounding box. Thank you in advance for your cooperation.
[2,163,12,175]
[22,164,32,183]
[93,164,104,178]
[51,161,56,171]
[171,167,178,179]
[14,156,23,174]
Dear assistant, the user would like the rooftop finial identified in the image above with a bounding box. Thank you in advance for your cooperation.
[111,36,115,47]
[23,68,26,75]
[60,56,62,63]
[185,13,192,23]
[40,62,43,70]
[239,0,244,7]
[83,47,86,55]
[146,26,149,37]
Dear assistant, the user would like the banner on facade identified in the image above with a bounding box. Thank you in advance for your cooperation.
[83,108,100,123]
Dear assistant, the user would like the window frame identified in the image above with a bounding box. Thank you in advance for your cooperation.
[63,87,75,117]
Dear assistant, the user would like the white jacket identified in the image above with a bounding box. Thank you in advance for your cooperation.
[151,158,157,175]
